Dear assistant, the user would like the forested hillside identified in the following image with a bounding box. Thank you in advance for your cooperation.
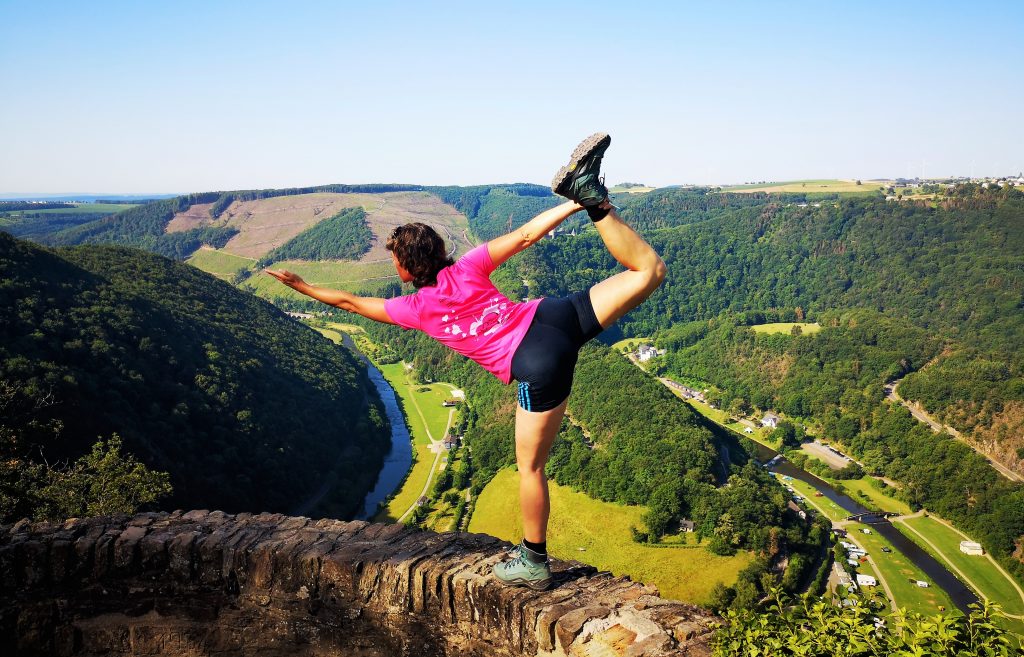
[0,232,390,521]
[511,186,1024,458]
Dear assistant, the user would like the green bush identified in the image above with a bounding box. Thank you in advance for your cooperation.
[711,587,1019,656]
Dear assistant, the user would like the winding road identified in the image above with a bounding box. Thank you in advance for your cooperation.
[884,380,1022,483]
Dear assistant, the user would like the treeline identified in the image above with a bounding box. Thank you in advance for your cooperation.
[258,207,372,266]
[0,201,75,211]
[44,193,240,259]
[209,184,424,218]
[1,212,113,241]
[899,349,1024,470]
[427,184,561,240]
[611,187,779,232]
[0,232,390,521]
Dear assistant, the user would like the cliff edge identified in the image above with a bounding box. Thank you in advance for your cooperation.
[0,510,718,656]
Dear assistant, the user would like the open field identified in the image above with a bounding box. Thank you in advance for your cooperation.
[719,179,884,195]
[186,246,253,280]
[609,185,656,194]
[750,322,821,335]
[611,337,651,352]
[245,259,401,300]
[469,467,753,605]
[835,478,912,516]
[165,202,217,233]
[216,193,381,258]
[206,191,472,260]
[898,515,1024,618]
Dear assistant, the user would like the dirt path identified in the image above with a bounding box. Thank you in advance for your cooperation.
[885,381,1022,482]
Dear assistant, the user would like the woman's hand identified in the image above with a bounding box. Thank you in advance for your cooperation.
[264,268,306,290]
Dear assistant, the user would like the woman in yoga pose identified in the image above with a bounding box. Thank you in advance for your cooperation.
[266,134,666,590]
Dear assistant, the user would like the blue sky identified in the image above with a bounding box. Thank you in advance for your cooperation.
[1,1,1022,193]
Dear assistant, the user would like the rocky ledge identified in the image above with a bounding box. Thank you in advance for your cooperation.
[0,510,718,656]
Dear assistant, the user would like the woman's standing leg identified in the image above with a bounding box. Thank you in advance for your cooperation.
[514,399,568,543]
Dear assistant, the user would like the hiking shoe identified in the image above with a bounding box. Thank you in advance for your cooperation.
[493,542,552,591]
[551,133,611,207]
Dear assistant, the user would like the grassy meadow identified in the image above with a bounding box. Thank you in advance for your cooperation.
[245,259,401,300]
[719,179,884,195]
[186,247,253,280]
[750,322,822,335]
[469,467,754,605]
[834,478,912,516]
[897,515,1024,617]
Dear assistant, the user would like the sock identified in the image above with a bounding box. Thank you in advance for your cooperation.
[586,205,610,222]
[522,539,547,562]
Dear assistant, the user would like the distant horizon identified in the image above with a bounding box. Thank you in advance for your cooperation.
[2,172,1020,201]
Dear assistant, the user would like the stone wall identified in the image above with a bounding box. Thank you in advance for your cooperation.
[0,510,718,656]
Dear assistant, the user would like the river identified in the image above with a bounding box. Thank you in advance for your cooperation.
[343,334,413,521]
[739,437,979,613]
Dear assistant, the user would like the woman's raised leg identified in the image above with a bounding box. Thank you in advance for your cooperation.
[588,206,667,328]
[514,398,568,543]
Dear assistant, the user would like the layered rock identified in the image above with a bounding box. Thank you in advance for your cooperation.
[0,510,718,656]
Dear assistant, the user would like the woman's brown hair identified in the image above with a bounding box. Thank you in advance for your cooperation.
[385,223,454,288]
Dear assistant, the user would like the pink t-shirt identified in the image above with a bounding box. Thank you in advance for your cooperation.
[383,244,541,384]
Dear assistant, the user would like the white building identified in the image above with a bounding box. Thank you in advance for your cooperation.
[916,581,930,588]
[636,344,665,362]
[856,574,877,587]
[761,412,781,429]
[959,541,984,556]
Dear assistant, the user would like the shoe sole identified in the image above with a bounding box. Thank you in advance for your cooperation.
[551,132,611,196]
[495,574,553,591]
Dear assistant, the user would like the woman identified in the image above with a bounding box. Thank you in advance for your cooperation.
[266,134,666,590]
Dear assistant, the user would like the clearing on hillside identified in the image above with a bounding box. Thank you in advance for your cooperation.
[183,191,474,300]
[165,202,218,233]
[750,322,822,335]
[719,179,884,195]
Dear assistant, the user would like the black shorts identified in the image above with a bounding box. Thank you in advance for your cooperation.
[510,288,604,412]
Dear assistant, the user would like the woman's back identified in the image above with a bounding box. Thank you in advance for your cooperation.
[383,244,541,384]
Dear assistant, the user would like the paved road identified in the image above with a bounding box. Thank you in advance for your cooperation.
[885,381,1022,482]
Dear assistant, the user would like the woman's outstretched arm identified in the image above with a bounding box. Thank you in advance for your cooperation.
[486,200,605,269]
[263,269,395,324]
